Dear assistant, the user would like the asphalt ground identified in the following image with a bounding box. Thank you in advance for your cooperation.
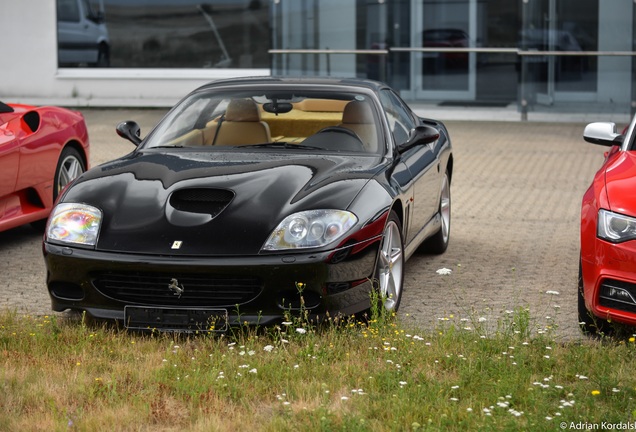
[0,108,614,340]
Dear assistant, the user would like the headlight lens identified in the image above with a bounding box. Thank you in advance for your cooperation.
[597,209,636,243]
[46,203,102,247]
[263,210,358,250]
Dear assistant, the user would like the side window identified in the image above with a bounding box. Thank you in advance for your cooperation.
[379,89,416,146]
[58,0,80,22]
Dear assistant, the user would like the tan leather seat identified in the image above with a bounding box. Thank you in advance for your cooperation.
[213,99,271,146]
[339,101,378,152]
[168,129,204,146]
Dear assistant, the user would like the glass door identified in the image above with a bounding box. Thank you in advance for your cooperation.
[411,0,477,100]
[523,0,598,105]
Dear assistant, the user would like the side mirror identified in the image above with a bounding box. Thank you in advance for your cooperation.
[583,122,623,147]
[116,121,142,146]
[399,125,440,153]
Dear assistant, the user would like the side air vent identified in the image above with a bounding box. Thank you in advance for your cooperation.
[23,111,40,133]
[169,188,234,216]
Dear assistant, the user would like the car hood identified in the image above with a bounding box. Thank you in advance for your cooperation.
[61,150,384,256]
[604,151,636,216]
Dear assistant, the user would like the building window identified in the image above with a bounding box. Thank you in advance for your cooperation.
[57,0,271,69]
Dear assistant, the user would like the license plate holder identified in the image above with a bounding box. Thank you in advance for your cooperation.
[124,306,228,332]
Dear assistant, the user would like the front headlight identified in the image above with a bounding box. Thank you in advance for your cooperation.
[597,209,636,243]
[46,203,102,247]
[262,210,358,251]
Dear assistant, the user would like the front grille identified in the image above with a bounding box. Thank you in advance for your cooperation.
[169,188,234,216]
[599,279,636,313]
[93,272,261,307]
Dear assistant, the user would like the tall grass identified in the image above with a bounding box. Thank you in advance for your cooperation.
[1,303,635,431]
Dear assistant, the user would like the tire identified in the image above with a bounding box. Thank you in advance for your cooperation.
[31,147,85,231]
[95,44,110,68]
[54,147,85,201]
[578,259,611,336]
[420,170,451,254]
[374,210,405,312]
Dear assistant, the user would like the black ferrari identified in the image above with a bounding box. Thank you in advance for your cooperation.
[43,77,453,332]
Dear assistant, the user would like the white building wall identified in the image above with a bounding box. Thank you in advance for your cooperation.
[1,0,269,107]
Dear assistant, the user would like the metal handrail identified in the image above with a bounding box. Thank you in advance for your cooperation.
[269,47,636,56]
[268,49,388,55]
[518,50,636,56]
[390,47,518,54]
[390,47,636,56]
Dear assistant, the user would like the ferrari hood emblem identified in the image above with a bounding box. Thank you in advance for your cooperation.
[168,278,184,297]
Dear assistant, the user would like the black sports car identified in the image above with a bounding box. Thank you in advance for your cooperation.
[43,77,453,332]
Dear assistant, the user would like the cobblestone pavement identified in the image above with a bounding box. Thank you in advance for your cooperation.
[0,108,613,340]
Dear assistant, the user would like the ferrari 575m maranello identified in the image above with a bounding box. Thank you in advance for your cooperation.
[0,101,89,233]
[580,116,636,333]
[43,77,453,332]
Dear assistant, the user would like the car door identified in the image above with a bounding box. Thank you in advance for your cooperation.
[379,89,439,247]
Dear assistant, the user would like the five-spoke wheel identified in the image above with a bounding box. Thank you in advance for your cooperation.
[376,211,405,312]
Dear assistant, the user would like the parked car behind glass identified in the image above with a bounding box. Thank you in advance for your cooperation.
[57,0,110,67]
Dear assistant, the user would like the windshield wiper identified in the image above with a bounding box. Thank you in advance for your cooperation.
[241,142,321,150]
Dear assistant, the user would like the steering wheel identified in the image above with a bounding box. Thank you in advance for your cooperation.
[317,126,361,140]
[304,126,367,152]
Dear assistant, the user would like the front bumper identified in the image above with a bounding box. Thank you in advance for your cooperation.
[43,237,381,330]
[581,237,636,327]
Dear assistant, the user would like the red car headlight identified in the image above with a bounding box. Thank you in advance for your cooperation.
[597,209,636,243]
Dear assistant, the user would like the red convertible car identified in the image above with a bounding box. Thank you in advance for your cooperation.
[0,102,89,232]
[580,117,636,334]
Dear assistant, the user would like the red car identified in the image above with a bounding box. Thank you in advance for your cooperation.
[580,118,636,333]
[0,102,89,232]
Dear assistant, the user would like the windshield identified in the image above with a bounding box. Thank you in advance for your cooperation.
[143,88,382,154]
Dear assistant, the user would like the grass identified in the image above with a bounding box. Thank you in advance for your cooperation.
[1,299,636,432]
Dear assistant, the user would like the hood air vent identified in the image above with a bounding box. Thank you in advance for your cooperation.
[169,188,234,216]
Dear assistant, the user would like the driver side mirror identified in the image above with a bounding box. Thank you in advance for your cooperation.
[116,121,142,146]
[583,122,623,147]
[398,125,440,153]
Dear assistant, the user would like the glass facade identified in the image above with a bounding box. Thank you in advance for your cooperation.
[57,0,636,116]
[57,0,270,69]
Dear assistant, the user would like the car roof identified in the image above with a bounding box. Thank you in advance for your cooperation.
[196,76,388,93]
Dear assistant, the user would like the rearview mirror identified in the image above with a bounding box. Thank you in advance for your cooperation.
[116,121,142,146]
[399,125,440,153]
[263,102,293,114]
[583,122,623,147]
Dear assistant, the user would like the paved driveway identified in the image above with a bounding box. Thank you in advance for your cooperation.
[0,109,610,340]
